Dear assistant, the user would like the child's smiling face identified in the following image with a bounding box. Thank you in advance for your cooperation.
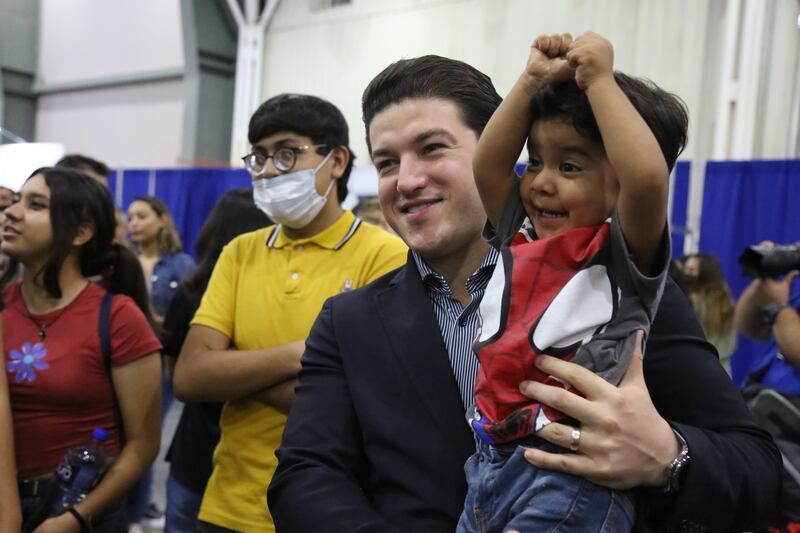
[521,118,620,239]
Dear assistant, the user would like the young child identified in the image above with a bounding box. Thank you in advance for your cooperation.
[459,32,688,532]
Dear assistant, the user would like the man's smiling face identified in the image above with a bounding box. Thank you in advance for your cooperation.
[369,98,485,263]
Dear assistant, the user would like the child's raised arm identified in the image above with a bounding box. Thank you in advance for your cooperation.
[567,32,670,274]
[474,33,574,229]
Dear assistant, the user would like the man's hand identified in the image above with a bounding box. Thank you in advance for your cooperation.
[566,31,615,91]
[520,331,680,490]
[526,33,574,86]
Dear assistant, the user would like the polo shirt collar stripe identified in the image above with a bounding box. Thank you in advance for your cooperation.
[333,218,362,250]
[266,226,280,248]
[265,211,361,250]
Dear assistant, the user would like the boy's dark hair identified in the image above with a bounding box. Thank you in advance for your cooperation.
[361,55,503,153]
[56,154,110,179]
[530,73,688,171]
[248,93,353,203]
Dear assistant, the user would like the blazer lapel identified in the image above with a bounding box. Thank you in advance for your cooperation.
[375,260,470,433]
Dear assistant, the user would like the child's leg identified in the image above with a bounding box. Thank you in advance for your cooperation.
[457,450,484,533]
[457,441,532,533]
[504,444,635,533]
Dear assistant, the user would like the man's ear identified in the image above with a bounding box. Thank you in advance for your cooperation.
[330,146,350,180]
[72,223,95,247]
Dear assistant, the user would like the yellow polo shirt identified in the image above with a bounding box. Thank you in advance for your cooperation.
[192,211,406,532]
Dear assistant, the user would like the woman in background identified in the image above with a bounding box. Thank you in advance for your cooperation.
[685,252,738,373]
[2,167,161,532]
[126,196,194,528]
[161,188,270,532]
[127,196,194,324]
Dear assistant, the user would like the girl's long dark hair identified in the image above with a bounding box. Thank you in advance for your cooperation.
[184,189,271,294]
[2,167,117,297]
[2,168,156,327]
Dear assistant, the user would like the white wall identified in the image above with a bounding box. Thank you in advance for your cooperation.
[38,0,184,84]
[34,0,186,168]
[259,0,800,165]
[260,0,719,163]
[761,0,800,157]
[35,80,184,168]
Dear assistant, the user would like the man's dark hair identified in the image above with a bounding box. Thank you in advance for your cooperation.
[530,73,689,171]
[248,93,353,203]
[361,55,502,153]
[56,154,110,179]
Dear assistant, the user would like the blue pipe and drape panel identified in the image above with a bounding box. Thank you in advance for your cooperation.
[109,161,800,387]
[108,168,251,266]
[697,160,800,384]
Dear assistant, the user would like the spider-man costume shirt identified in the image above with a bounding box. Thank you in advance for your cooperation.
[470,207,669,445]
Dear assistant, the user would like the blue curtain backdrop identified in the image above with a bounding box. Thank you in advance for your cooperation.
[670,161,691,259]
[697,160,800,384]
[108,168,251,259]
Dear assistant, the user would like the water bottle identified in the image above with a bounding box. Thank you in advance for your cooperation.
[50,428,109,515]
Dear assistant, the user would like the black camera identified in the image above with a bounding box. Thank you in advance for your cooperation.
[739,242,800,278]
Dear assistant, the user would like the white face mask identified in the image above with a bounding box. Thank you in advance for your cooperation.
[252,152,334,229]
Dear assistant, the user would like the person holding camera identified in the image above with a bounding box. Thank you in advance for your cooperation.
[735,241,800,376]
[734,240,800,528]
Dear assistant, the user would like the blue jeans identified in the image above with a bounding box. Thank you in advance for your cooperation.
[165,475,203,533]
[457,440,634,533]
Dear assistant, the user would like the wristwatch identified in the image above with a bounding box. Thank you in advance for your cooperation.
[762,302,790,327]
[664,428,690,495]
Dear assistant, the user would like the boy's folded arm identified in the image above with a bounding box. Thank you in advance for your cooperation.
[474,73,543,228]
[587,77,670,274]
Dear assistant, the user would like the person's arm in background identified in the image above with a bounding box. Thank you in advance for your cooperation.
[522,279,782,531]
[734,267,800,367]
[174,325,304,403]
[0,317,22,533]
[771,294,800,366]
[172,242,305,404]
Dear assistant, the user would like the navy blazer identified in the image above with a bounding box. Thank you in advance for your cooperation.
[269,256,781,532]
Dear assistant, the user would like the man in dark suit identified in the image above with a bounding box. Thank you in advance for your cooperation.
[268,55,782,532]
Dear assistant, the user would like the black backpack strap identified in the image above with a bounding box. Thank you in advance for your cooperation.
[98,291,125,444]
[99,291,114,375]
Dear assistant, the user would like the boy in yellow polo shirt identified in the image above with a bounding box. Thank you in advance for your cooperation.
[173,94,407,532]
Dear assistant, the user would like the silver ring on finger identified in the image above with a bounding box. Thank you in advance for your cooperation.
[569,427,581,452]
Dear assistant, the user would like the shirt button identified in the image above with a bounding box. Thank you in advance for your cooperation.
[291,272,300,280]
[295,245,303,252]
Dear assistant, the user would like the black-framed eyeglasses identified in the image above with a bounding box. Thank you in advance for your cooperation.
[241,144,327,175]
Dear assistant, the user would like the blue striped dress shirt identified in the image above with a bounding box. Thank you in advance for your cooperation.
[411,248,499,411]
